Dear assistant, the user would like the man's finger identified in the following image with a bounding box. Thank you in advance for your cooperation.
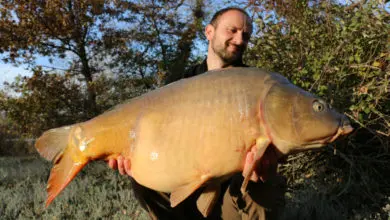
[117,156,125,175]
[108,158,117,169]
[124,159,132,176]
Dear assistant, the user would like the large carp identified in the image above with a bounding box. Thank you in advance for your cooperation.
[35,67,353,216]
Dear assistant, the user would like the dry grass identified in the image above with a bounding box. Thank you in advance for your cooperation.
[1,151,389,220]
[0,156,148,219]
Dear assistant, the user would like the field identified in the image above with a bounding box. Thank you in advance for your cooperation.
[0,156,149,220]
[1,155,389,220]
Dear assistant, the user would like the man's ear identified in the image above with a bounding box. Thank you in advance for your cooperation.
[205,24,214,41]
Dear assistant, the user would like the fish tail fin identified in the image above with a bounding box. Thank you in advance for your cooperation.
[35,124,88,207]
[45,148,87,207]
[35,125,74,161]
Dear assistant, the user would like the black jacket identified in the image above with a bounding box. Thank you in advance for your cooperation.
[164,58,248,85]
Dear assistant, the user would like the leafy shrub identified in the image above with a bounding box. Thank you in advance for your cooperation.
[246,1,389,218]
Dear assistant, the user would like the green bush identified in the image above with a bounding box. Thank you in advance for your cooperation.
[246,1,389,218]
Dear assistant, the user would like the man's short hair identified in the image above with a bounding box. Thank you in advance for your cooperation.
[209,7,252,29]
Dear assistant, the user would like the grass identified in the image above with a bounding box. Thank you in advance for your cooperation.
[0,156,148,220]
[1,155,389,220]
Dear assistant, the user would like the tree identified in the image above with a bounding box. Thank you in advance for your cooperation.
[100,0,206,86]
[0,0,206,137]
[0,0,117,117]
[0,67,86,137]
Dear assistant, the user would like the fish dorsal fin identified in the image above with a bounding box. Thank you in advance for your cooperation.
[196,183,221,217]
[170,174,211,207]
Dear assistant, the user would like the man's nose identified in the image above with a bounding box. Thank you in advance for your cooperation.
[231,32,245,45]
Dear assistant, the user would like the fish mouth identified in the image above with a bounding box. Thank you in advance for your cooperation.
[328,118,354,143]
[301,117,354,149]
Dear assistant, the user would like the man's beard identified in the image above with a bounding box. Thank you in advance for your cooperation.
[212,41,244,64]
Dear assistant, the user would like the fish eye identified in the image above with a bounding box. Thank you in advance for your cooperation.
[313,101,325,112]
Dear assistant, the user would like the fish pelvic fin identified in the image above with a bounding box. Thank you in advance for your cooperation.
[45,146,87,207]
[35,125,75,161]
[170,174,211,208]
[196,183,221,217]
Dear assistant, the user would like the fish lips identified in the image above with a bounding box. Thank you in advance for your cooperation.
[328,118,354,142]
[303,117,354,148]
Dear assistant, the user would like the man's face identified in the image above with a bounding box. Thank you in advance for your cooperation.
[207,10,252,64]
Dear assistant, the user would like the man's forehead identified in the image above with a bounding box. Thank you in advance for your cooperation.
[216,10,252,31]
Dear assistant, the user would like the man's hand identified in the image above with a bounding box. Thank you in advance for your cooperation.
[108,155,132,176]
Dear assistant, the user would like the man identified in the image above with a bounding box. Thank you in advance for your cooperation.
[109,7,286,220]
[164,6,251,83]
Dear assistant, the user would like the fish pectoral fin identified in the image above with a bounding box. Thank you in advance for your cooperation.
[170,175,210,208]
[46,147,87,207]
[196,183,221,217]
[241,137,270,194]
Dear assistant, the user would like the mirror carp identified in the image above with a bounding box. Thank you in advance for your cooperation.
[35,67,353,216]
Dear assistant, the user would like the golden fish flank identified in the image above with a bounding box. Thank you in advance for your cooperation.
[150,151,159,161]
[129,130,136,140]
[35,67,353,217]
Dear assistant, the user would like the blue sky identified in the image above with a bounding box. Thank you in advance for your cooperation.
[0,63,30,85]
[0,55,71,87]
